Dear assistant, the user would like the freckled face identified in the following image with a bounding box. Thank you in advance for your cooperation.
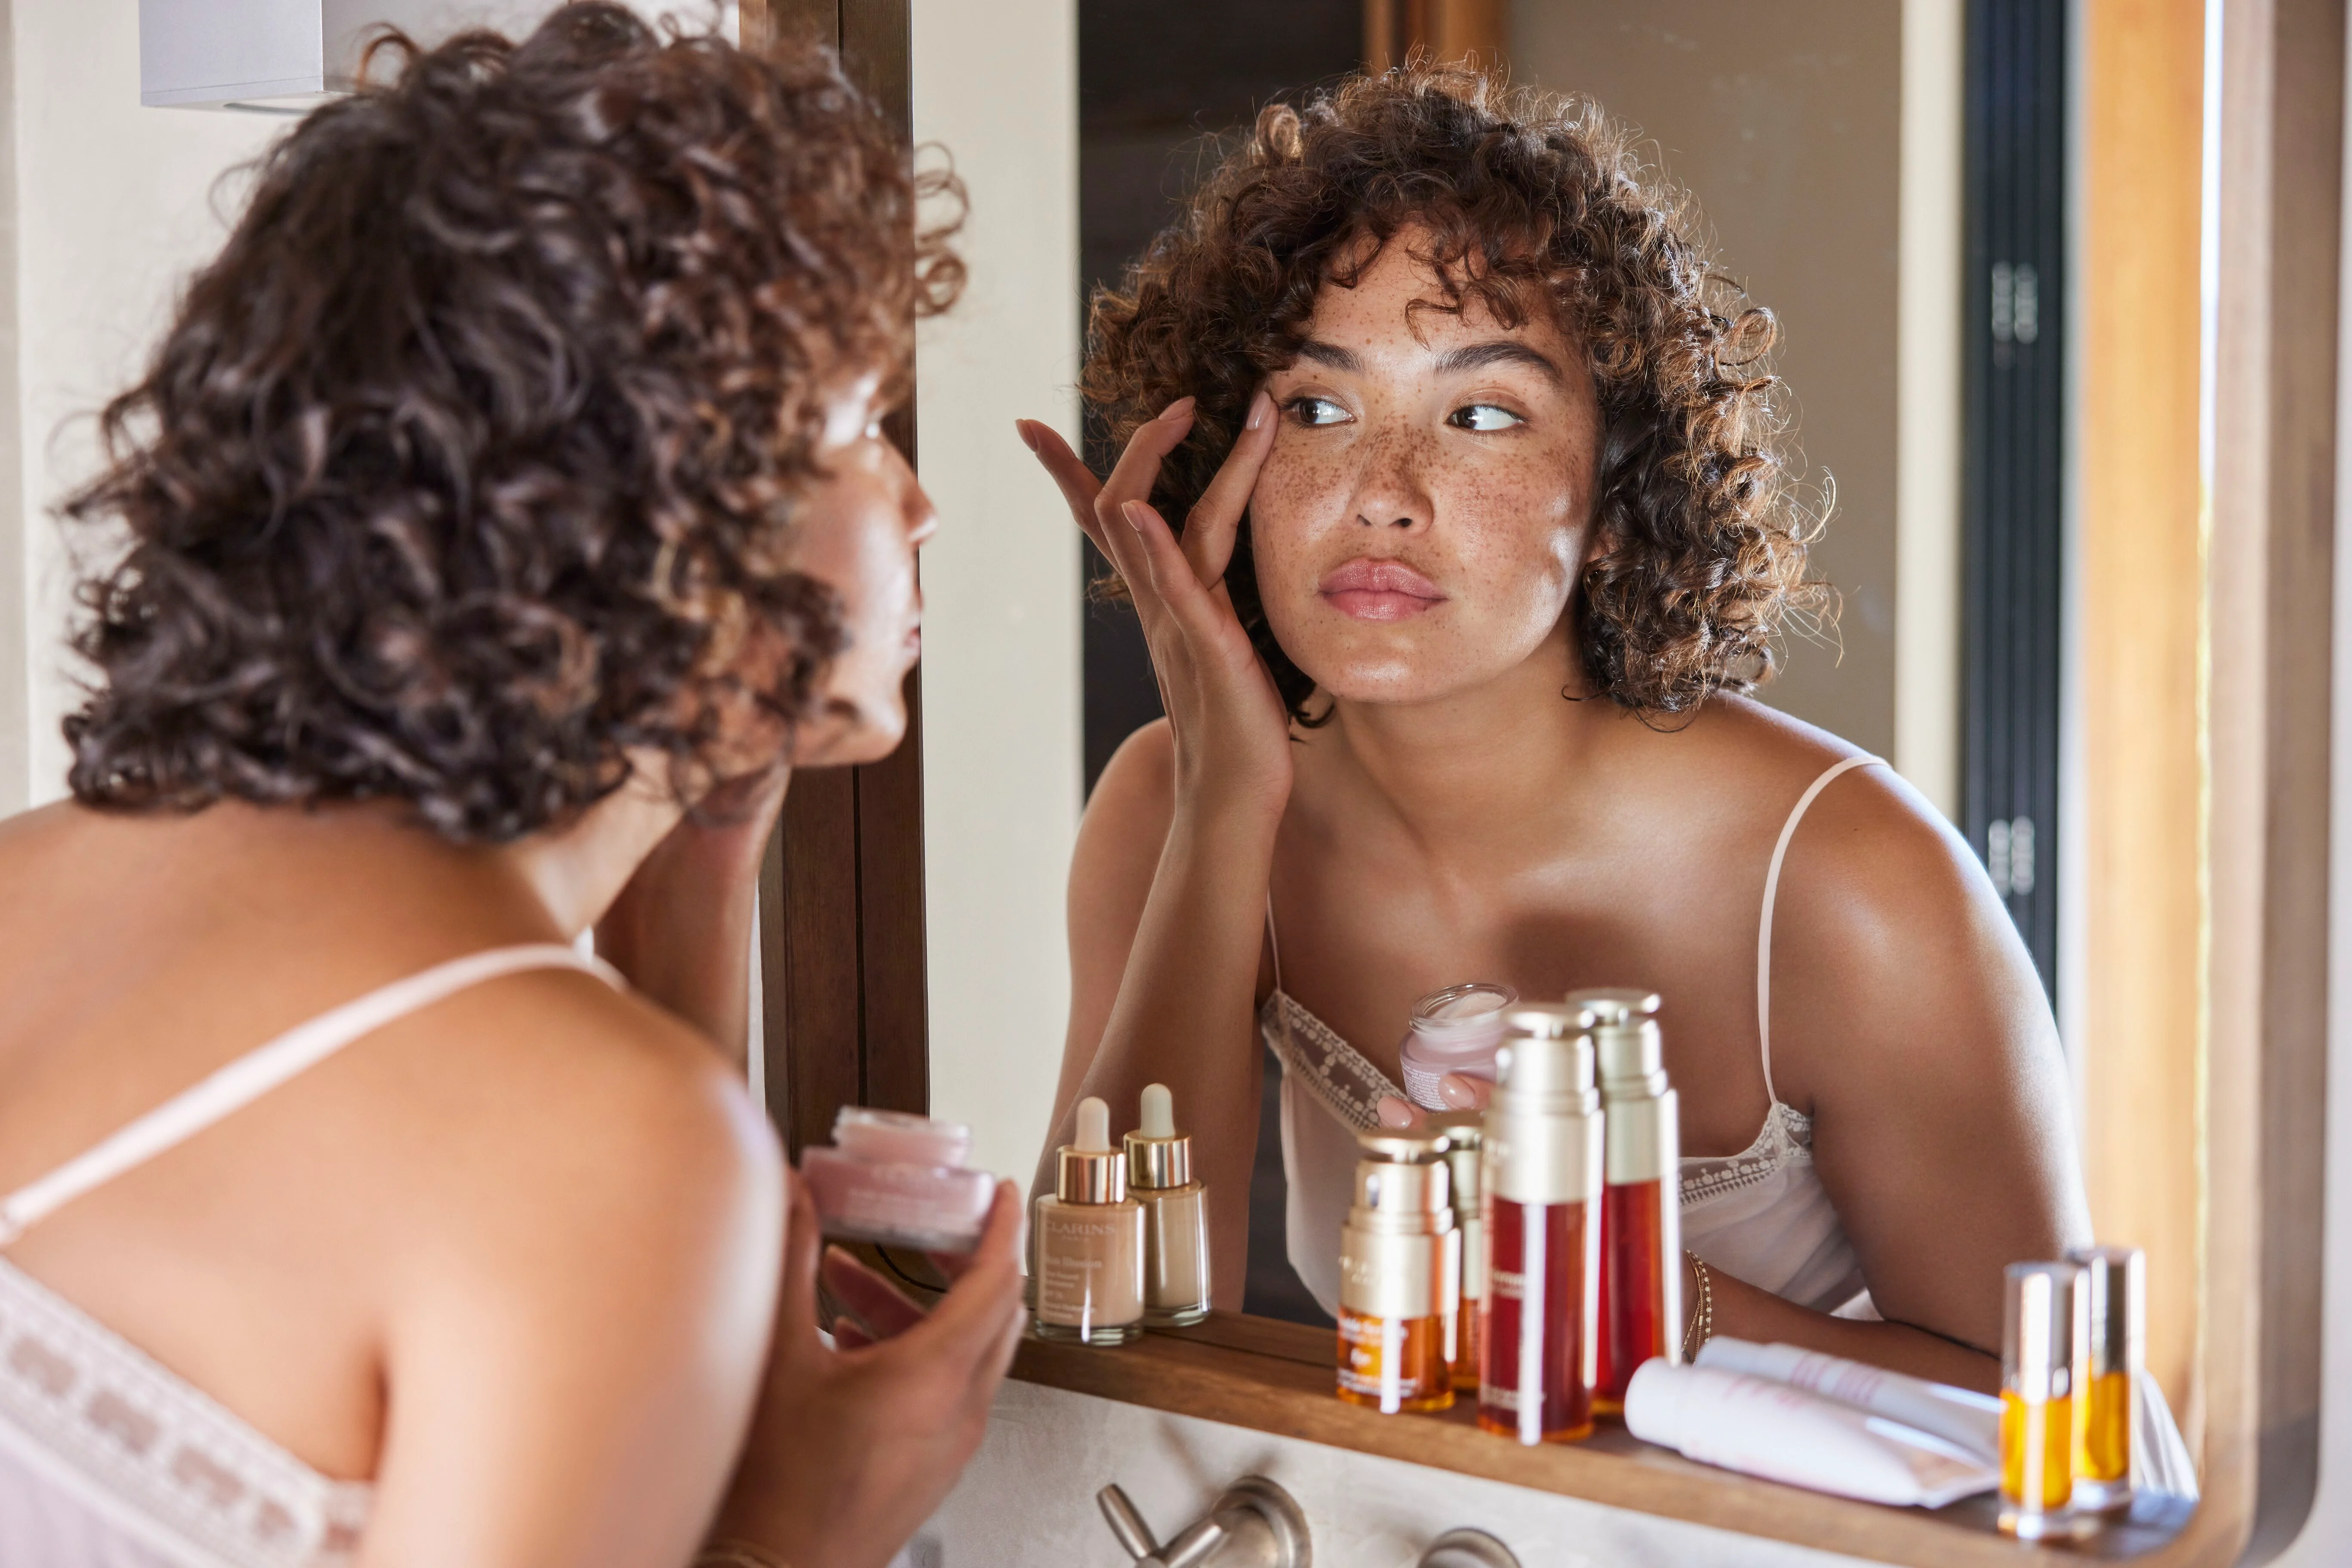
[1248,236,1602,707]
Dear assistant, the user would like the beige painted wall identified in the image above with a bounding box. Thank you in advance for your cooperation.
[1510,1,1904,763]
[911,0,1080,1188]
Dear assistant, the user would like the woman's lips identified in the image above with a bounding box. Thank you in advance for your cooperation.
[1318,558,1446,621]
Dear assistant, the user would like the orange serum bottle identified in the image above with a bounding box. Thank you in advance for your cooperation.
[1477,1004,1604,1445]
[1336,1131,1460,1414]
[2066,1246,2143,1515]
[1574,988,1682,1414]
[1999,1261,2094,1541]
[1426,1111,1487,1392]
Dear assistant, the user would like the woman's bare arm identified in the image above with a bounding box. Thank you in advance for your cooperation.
[1021,399,1292,1310]
[1046,719,1271,1307]
[1700,767,2091,1393]
[357,991,784,1567]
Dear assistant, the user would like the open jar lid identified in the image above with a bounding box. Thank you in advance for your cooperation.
[1409,981,1519,1042]
[830,1105,973,1168]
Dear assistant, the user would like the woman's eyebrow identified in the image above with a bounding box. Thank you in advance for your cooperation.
[1431,340,1565,384]
[1294,338,1363,372]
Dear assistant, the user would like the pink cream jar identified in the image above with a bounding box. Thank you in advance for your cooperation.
[799,1107,997,1254]
[1397,981,1521,1109]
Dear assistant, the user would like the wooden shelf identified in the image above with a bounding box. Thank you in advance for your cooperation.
[1010,1313,2194,1565]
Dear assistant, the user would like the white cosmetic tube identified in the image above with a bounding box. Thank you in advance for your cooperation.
[1697,1337,2002,1467]
[1623,1362,1998,1508]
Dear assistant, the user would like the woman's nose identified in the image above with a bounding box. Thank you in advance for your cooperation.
[1349,427,1434,531]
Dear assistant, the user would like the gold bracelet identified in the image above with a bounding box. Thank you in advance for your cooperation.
[696,1542,789,1568]
[1682,1252,1715,1362]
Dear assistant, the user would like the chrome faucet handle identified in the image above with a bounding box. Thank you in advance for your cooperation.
[1098,1485,1159,1559]
[1095,1476,1310,1568]
[1096,1485,1227,1568]
[1417,1528,1519,1568]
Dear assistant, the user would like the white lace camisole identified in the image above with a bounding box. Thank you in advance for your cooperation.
[1257,755,1886,1321]
[0,943,621,1568]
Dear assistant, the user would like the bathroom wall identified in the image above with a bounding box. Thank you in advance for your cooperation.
[910,0,1083,1188]
[1509,0,1910,776]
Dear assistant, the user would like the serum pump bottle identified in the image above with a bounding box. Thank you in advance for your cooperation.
[1478,1004,1604,1444]
[1032,1096,1145,1345]
[1336,1131,1460,1414]
[1125,1083,1211,1327]
[1575,988,1682,1412]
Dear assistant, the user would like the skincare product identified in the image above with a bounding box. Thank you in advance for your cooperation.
[1575,987,1680,1412]
[799,1107,996,1253]
[1697,1338,2002,1467]
[1336,1130,1460,1414]
[1126,1083,1211,1327]
[2066,1246,2143,1513]
[1478,1003,1603,1445]
[1399,982,1519,1109]
[2000,1261,2094,1540]
[1426,1110,1487,1392]
[1032,1096,1145,1345]
[1623,1362,1998,1508]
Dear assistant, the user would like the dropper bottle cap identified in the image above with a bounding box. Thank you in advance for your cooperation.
[1057,1096,1127,1204]
[1125,1083,1192,1189]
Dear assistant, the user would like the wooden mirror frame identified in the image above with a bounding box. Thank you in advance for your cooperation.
[747,0,2336,1559]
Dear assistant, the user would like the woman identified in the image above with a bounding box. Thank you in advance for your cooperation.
[1024,66,2085,1394]
[0,10,1018,1567]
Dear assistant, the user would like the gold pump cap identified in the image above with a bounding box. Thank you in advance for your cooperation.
[1056,1095,1127,1204]
[1492,1006,1599,1118]
[1570,988,1667,1092]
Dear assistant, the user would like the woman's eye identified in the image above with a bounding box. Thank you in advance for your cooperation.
[1287,396,1350,427]
[1449,403,1524,433]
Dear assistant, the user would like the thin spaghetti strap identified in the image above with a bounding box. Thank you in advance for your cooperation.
[1265,892,1285,995]
[1756,756,1886,1106]
[0,943,621,1245]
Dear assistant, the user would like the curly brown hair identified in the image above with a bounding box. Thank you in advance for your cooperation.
[1082,64,1825,720]
[61,3,960,841]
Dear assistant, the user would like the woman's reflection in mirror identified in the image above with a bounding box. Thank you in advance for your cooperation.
[1024,64,2089,1398]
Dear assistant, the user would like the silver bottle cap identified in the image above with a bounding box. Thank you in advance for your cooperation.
[2004,1261,2086,1401]
[2066,1246,2144,1380]
[1571,987,1667,1093]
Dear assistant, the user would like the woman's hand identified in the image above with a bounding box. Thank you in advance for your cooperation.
[1375,1073,1494,1129]
[1018,394,1293,818]
[709,1177,1028,1568]
[595,766,790,1059]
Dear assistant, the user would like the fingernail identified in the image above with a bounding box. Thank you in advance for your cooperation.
[1439,1074,1482,1109]
[1158,396,1197,423]
[1247,391,1273,431]
[1376,1095,1415,1129]
[1014,420,1038,452]
[1120,500,1147,530]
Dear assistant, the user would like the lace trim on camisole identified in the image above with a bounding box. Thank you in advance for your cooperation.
[0,1255,369,1567]
[1678,1101,1817,1206]
[1258,991,1398,1134]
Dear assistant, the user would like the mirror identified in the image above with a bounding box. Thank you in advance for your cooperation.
[894,0,2330,1554]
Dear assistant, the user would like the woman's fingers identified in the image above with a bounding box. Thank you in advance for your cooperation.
[1375,1094,1426,1130]
[1118,499,1220,625]
[1018,420,1112,558]
[1438,1073,1494,1111]
[820,1246,929,1343]
[1182,389,1277,584]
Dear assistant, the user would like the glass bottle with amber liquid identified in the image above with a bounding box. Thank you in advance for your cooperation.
[1999,1261,2094,1540]
[1478,1004,1603,1445]
[1426,1111,1487,1393]
[1336,1131,1459,1414]
[1573,988,1681,1413]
